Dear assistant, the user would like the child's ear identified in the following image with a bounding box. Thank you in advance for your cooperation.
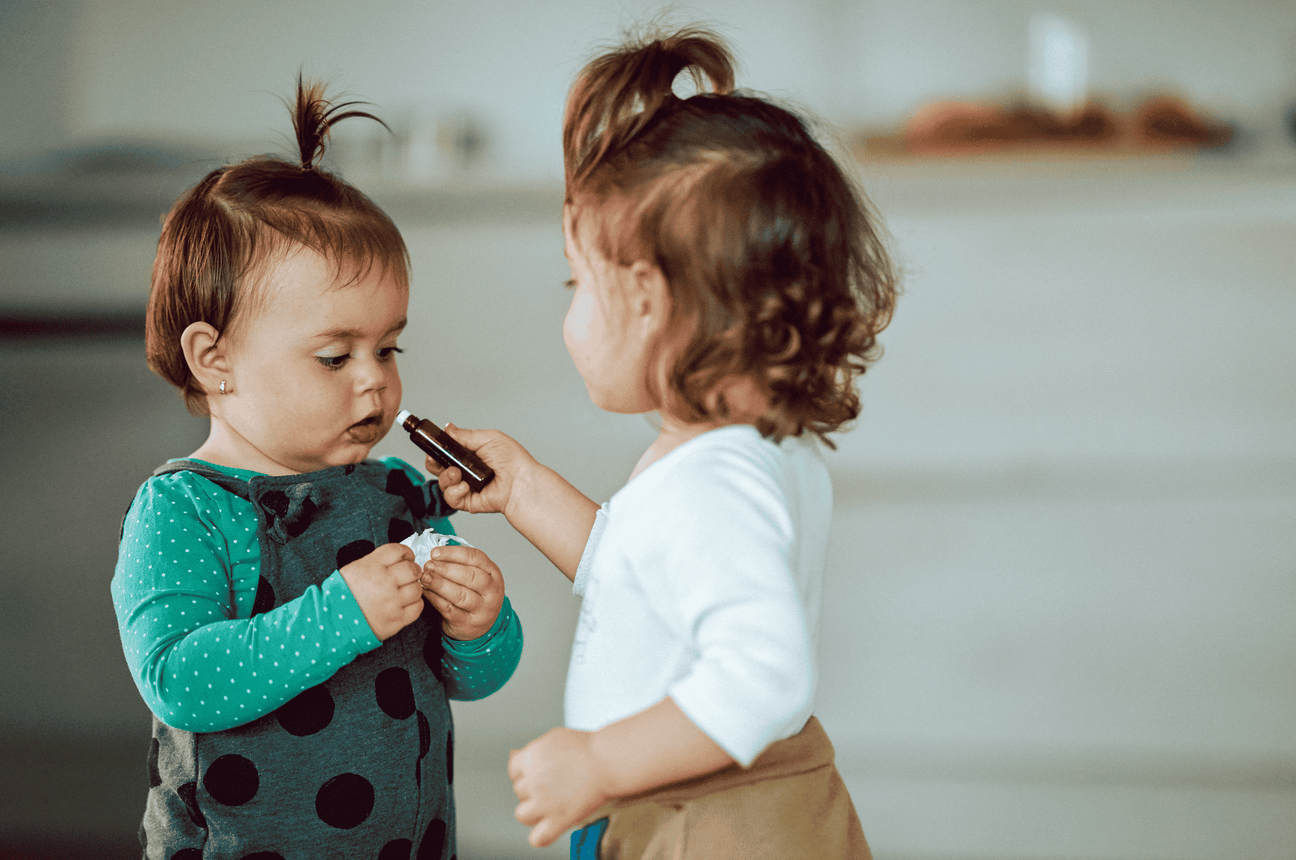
[180,321,229,398]
[627,260,670,328]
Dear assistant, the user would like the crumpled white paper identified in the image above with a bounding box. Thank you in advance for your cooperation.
[401,529,476,567]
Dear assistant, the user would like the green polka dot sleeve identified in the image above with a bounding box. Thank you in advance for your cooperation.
[111,471,380,733]
[442,595,523,701]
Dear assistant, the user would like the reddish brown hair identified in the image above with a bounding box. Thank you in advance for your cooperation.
[564,27,898,444]
[145,75,409,416]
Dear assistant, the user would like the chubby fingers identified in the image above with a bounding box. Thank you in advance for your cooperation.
[508,746,530,783]
[508,748,545,834]
[423,548,499,605]
[426,456,454,481]
[393,561,425,614]
[372,541,417,567]
[374,544,424,605]
[431,460,469,496]
[507,750,569,847]
[422,544,498,585]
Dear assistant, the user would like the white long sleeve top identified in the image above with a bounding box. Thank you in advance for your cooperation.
[565,424,833,766]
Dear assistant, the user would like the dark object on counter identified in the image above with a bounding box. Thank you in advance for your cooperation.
[893,92,1234,157]
[1133,95,1233,148]
[906,101,1120,154]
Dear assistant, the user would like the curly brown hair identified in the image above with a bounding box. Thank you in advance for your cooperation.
[563,27,898,445]
[145,75,408,416]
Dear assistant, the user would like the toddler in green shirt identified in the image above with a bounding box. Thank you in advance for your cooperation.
[111,77,521,860]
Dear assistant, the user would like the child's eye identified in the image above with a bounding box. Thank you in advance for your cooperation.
[316,354,349,370]
[378,346,404,360]
[564,278,577,290]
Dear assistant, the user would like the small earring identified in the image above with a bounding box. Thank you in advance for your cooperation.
[219,380,227,395]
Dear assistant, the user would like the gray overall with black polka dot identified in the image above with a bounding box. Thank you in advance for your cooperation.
[142,460,455,860]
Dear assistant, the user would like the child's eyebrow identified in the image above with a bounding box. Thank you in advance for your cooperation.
[311,317,408,341]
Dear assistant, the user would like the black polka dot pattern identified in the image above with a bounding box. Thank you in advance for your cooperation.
[418,711,431,759]
[203,754,259,807]
[148,738,161,788]
[446,730,453,786]
[378,839,414,860]
[422,617,445,683]
[415,710,431,787]
[336,539,375,570]
[388,517,416,544]
[419,818,447,860]
[315,772,375,829]
[141,461,456,858]
[376,668,416,720]
[385,469,427,520]
[275,684,334,736]
[177,780,205,829]
[250,576,276,616]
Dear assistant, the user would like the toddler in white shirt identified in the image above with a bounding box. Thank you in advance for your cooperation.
[427,24,899,859]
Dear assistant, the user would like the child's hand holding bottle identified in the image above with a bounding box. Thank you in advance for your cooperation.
[424,424,535,517]
[424,424,601,584]
[338,543,426,641]
[419,544,506,641]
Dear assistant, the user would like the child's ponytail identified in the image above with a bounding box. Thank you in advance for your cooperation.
[290,73,388,173]
[560,25,900,445]
[147,76,408,416]
[564,27,735,187]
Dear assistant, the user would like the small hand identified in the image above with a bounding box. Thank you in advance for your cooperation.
[419,544,505,641]
[338,543,424,641]
[426,425,535,518]
[508,728,611,848]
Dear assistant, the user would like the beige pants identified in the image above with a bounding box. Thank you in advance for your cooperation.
[584,716,870,860]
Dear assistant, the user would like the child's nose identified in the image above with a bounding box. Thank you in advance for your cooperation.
[354,356,389,394]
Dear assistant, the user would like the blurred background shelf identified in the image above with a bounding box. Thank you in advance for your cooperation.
[3,0,1295,857]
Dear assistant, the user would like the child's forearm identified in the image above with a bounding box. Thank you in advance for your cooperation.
[133,573,378,732]
[589,696,737,799]
[506,461,600,582]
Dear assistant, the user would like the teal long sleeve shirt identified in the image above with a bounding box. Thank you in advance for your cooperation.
[112,457,522,734]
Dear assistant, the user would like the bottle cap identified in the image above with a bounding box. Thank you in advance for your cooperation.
[396,409,412,425]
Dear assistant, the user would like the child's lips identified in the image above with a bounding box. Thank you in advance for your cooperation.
[347,416,383,444]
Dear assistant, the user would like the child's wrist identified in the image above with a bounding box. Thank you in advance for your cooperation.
[442,611,493,642]
[586,725,630,801]
[443,595,511,646]
[501,456,545,525]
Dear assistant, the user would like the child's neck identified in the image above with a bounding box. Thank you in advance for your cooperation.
[631,420,709,480]
[630,415,731,480]
[190,419,298,476]
[629,379,769,480]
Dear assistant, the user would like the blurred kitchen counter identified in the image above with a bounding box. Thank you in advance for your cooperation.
[3,150,1294,322]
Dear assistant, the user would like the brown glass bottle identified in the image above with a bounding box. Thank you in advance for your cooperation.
[396,410,495,492]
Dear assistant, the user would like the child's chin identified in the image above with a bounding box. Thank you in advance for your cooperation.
[311,446,376,471]
[340,446,377,465]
